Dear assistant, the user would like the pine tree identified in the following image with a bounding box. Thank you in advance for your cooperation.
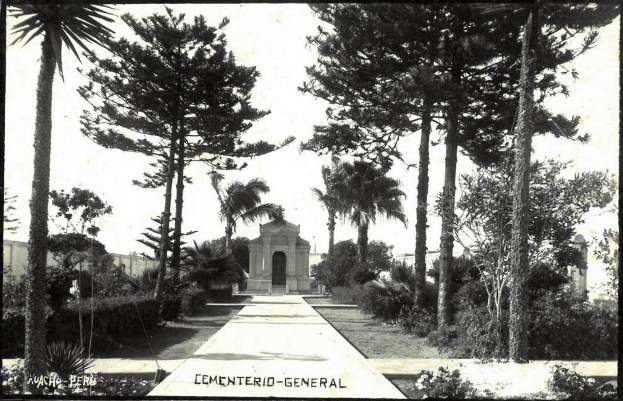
[80,9,292,298]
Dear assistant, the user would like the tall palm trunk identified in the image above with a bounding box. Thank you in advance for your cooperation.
[154,130,177,299]
[357,221,369,263]
[170,132,186,280]
[414,95,433,307]
[509,8,538,363]
[225,224,233,256]
[327,211,336,257]
[24,36,55,387]
[437,71,460,328]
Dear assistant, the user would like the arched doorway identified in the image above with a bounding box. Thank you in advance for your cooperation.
[272,251,286,285]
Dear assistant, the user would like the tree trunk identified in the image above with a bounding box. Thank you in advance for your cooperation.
[154,130,177,299]
[508,8,538,363]
[225,224,233,256]
[437,78,459,328]
[170,132,186,281]
[357,222,369,263]
[24,36,56,389]
[414,95,433,307]
[328,211,336,258]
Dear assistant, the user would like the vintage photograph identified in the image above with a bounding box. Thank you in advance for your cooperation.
[2,2,619,399]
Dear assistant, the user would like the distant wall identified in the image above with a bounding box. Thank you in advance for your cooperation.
[3,239,156,279]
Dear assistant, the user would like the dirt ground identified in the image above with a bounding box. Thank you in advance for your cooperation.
[97,304,243,359]
[311,304,443,359]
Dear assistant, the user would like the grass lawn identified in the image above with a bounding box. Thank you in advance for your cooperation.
[310,301,443,359]
[92,303,243,359]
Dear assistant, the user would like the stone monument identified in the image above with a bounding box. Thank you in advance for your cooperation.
[246,219,312,293]
[569,234,588,296]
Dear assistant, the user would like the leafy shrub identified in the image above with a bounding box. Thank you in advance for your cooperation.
[161,294,181,321]
[50,295,160,352]
[409,367,479,399]
[453,304,508,360]
[46,341,94,379]
[2,266,26,309]
[527,290,618,360]
[399,305,436,337]
[358,279,412,320]
[548,365,617,399]
[180,287,209,316]
[47,265,75,309]
[1,308,55,357]
[349,261,378,285]
[311,240,358,289]
[2,309,25,357]
[331,285,364,304]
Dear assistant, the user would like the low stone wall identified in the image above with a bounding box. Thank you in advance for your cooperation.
[3,239,156,279]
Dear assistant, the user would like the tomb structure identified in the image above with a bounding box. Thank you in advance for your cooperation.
[246,220,312,293]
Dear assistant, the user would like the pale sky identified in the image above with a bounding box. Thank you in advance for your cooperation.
[4,4,619,295]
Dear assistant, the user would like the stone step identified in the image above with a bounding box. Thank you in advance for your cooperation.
[271,285,287,293]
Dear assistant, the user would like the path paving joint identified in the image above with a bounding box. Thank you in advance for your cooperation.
[149,295,405,398]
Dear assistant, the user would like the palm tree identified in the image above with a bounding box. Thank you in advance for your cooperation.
[9,4,114,383]
[210,172,283,255]
[335,160,407,263]
[311,156,345,258]
[183,240,243,297]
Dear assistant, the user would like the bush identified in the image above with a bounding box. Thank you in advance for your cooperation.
[2,309,25,357]
[527,290,618,360]
[2,266,26,309]
[349,261,378,285]
[548,365,617,399]
[453,304,507,359]
[50,295,160,352]
[181,288,209,316]
[399,305,436,337]
[161,294,182,321]
[1,308,55,357]
[209,286,233,301]
[47,265,75,309]
[409,367,480,399]
[358,279,412,321]
[311,241,358,289]
[331,285,363,304]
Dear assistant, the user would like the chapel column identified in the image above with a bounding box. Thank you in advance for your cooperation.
[287,236,296,276]
[262,235,272,278]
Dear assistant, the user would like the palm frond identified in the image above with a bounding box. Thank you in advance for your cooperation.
[10,4,115,77]
[239,203,282,224]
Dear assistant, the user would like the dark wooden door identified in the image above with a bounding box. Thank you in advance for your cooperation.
[272,252,286,285]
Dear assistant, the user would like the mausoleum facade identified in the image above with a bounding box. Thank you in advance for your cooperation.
[246,220,312,293]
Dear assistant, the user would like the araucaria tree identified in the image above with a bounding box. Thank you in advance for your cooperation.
[210,172,283,256]
[302,4,519,314]
[9,4,114,386]
[311,156,345,258]
[333,160,407,263]
[80,9,291,298]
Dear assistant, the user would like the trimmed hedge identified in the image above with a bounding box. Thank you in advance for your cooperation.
[161,294,182,321]
[50,296,160,349]
[1,295,161,357]
[1,308,55,357]
[181,288,209,316]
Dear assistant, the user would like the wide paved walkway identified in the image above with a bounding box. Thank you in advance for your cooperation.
[148,295,404,398]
